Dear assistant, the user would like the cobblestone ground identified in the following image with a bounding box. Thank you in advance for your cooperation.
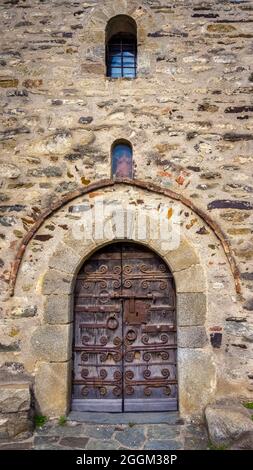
[0,413,209,450]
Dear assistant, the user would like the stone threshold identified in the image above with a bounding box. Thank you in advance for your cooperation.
[68,411,183,425]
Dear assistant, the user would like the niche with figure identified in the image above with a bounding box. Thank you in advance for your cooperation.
[111,140,133,179]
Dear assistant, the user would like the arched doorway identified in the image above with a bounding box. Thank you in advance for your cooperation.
[72,242,177,413]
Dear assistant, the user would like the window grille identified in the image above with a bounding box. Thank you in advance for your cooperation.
[107,33,137,79]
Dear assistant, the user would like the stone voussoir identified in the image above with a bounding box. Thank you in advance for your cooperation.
[174,265,206,293]
[48,242,82,274]
[40,270,73,295]
[165,238,200,272]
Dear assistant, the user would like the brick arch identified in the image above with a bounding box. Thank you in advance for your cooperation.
[10,178,241,297]
[24,183,237,418]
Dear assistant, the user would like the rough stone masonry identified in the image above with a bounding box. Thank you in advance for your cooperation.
[0,0,252,445]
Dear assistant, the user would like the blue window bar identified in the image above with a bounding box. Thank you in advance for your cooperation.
[107,33,137,79]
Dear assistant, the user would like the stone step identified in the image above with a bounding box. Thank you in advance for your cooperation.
[68,411,183,425]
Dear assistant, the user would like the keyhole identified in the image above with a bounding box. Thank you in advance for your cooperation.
[136,311,139,317]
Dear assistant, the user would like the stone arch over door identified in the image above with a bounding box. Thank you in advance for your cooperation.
[12,183,238,419]
[33,231,210,419]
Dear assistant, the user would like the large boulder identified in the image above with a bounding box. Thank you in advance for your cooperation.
[205,399,253,448]
[230,431,253,450]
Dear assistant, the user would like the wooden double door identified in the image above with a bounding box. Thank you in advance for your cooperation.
[72,243,178,412]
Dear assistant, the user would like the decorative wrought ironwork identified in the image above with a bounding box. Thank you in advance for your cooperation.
[81,369,89,379]
[161,334,169,344]
[126,329,137,341]
[107,317,119,330]
[141,280,149,289]
[82,336,90,344]
[140,264,149,273]
[99,387,107,396]
[125,385,134,395]
[142,324,176,333]
[144,387,152,396]
[125,370,134,380]
[113,266,121,274]
[159,264,167,272]
[123,279,132,288]
[81,352,89,362]
[81,387,89,396]
[100,369,107,379]
[143,369,151,379]
[112,280,121,289]
[98,265,108,274]
[113,386,122,397]
[161,369,170,378]
[141,334,149,345]
[100,353,107,363]
[113,352,122,363]
[113,336,122,346]
[143,352,151,362]
[161,351,170,360]
[113,370,122,381]
[123,265,132,274]
[125,351,135,362]
[100,336,108,345]
[159,281,168,290]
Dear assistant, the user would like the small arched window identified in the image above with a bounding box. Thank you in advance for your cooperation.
[112,140,133,179]
[106,15,137,79]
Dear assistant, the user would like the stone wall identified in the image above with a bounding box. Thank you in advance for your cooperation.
[0,0,253,420]
[0,365,33,440]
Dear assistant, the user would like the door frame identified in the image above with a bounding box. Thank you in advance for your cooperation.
[33,234,212,419]
[30,180,222,419]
